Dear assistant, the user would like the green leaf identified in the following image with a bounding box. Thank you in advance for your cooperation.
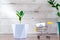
[52,5,56,7]
[19,10,24,17]
[48,1,53,5]
[16,11,20,17]
[56,7,59,10]
[55,3,59,10]
[56,3,59,7]
[16,13,20,17]
[16,10,24,22]
[57,12,60,17]
[57,3,60,6]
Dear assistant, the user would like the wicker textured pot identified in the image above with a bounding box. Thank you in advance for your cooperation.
[12,24,29,38]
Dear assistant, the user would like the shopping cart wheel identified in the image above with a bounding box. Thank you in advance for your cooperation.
[37,35,40,40]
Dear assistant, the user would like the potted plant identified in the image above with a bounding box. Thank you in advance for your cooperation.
[48,0,60,35]
[12,10,29,39]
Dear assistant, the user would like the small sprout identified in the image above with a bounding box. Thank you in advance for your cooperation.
[16,10,24,23]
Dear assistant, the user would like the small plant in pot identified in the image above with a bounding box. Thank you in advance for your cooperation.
[12,10,29,39]
[48,0,60,35]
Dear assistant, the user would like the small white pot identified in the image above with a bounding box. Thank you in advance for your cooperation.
[12,24,29,38]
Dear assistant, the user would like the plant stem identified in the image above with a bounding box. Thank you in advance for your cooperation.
[20,21,21,24]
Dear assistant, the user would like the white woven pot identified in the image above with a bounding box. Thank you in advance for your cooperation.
[12,24,29,38]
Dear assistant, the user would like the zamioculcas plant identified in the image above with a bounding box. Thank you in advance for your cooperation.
[48,0,60,17]
[16,10,24,23]
[12,10,28,38]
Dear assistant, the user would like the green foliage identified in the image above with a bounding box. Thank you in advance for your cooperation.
[16,10,24,22]
[48,0,60,17]
[57,12,60,17]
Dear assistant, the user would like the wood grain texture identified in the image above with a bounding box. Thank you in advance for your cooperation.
[0,34,59,40]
